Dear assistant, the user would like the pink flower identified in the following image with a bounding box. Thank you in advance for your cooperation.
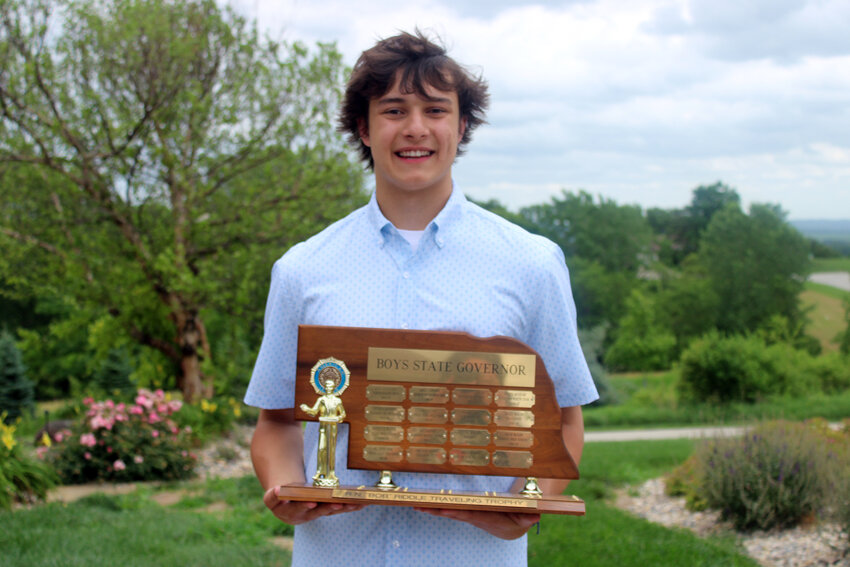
[151,430,159,438]
[35,447,48,459]
[130,405,144,415]
[84,452,92,460]
[106,446,113,453]
[113,459,126,471]
[133,455,144,464]
[80,433,96,447]
[148,412,161,424]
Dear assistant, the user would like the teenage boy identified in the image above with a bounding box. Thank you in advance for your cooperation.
[245,30,599,566]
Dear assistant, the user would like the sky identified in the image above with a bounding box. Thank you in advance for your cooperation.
[229,0,850,220]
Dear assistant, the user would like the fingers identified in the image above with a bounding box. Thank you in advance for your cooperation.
[415,507,541,540]
[263,487,365,525]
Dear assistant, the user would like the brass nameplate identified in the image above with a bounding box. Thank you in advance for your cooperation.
[368,348,535,387]
[494,430,534,448]
[451,429,490,446]
[452,408,491,426]
[366,385,406,402]
[409,407,448,424]
[450,449,490,466]
[493,450,534,469]
[409,386,449,404]
[365,405,405,423]
[407,427,447,444]
[407,446,446,464]
[494,389,535,408]
[452,388,492,406]
[363,445,403,463]
[331,488,539,509]
[364,425,404,443]
[494,410,535,428]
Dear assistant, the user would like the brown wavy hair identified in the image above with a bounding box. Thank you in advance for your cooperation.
[338,30,490,170]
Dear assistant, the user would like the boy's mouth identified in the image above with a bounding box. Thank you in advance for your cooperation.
[396,150,434,158]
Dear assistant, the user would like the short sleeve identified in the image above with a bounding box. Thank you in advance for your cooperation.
[243,256,302,409]
[525,242,599,408]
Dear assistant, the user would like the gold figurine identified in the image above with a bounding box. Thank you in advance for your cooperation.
[301,359,350,487]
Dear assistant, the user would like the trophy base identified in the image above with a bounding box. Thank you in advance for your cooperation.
[277,484,585,516]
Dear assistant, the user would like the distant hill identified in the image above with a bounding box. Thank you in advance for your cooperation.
[791,219,850,242]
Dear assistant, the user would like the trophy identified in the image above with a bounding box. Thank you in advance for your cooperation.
[278,325,585,515]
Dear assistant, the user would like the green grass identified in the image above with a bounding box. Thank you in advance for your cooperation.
[528,439,757,567]
[1,440,759,567]
[802,287,846,351]
[811,257,850,272]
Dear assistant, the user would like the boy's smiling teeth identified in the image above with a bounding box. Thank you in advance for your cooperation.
[397,150,432,157]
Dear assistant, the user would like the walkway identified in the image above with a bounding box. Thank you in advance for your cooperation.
[809,271,850,292]
[585,425,748,442]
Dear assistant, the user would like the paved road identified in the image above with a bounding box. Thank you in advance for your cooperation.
[585,425,749,442]
[810,271,850,292]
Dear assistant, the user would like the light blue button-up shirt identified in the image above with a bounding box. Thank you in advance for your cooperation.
[246,187,598,567]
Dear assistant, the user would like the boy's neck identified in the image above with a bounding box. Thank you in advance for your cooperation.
[375,179,453,230]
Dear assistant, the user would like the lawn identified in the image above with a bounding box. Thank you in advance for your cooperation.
[1,440,759,567]
[811,257,850,272]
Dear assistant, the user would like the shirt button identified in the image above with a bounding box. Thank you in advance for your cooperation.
[392,540,400,548]
[403,271,411,279]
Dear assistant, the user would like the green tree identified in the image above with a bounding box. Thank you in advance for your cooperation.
[0,330,34,421]
[697,203,810,334]
[0,0,366,400]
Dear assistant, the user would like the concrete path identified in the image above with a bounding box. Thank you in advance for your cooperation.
[809,271,850,292]
[585,425,749,442]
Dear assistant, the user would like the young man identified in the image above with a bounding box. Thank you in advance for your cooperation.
[245,31,598,566]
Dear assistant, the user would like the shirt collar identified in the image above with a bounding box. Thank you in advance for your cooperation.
[366,184,467,250]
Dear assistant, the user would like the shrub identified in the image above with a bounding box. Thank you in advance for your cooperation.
[0,331,35,422]
[1,412,57,508]
[604,289,678,372]
[664,455,709,511]
[694,421,836,531]
[46,389,197,484]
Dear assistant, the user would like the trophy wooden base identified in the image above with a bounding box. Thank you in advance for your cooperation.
[277,484,585,516]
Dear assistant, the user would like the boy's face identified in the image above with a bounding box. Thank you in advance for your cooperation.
[360,75,466,202]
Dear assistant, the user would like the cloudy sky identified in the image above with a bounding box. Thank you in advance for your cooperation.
[230,0,849,220]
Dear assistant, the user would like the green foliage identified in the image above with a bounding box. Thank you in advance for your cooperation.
[0,0,367,400]
[94,348,136,400]
[0,412,57,509]
[694,421,841,531]
[697,204,810,334]
[174,396,243,444]
[0,331,34,421]
[837,296,850,356]
[578,326,617,406]
[47,389,196,484]
[678,332,827,404]
[665,455,709,511]
[604,289,677,371]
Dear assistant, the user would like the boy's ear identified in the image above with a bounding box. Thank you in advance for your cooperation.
[358,118,371,147]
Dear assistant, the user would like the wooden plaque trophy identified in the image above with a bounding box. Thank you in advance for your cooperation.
[277,325,585,515]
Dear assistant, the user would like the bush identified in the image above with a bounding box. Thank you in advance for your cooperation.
[1,412,57,508]
[174,396,243,443]
[46,389,197,484]
[0,331,35,422]
[604,289,678,372]
[678,332,829,404]
[694,421,838,531]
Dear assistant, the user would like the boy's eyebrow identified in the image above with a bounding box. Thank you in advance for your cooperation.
[375,95,453,106]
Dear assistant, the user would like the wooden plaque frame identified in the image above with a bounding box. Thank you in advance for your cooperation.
[277,325,585,515]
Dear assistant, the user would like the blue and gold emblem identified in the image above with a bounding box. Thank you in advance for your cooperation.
[309,357,350,396]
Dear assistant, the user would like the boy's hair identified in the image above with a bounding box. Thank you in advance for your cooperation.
[338,30,490,169]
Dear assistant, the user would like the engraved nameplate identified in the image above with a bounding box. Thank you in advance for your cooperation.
[494,410,535,428]
[493,450,534,468]
[452,408,491,426]
[331,489,539,510]
[452,388,492,406]
[408,407,448,424]
[364,425,405,443]
[363,445,404,463]
[494,430,534,448]
[366,385,406,402]
[407,427,447,444]
[451,429,490,446]
[365,405,405,423]
[407,446,446,465]
[494,389,535,408]
[368,347,535,387]
[449,449,490,466]
[409,386,449,404]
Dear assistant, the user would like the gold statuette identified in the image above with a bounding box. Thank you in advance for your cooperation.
[299,357,350,487]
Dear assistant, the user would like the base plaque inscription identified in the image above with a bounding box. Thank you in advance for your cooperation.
[277,325,586,516]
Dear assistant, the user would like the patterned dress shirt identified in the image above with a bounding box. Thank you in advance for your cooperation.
[245,186,599,567]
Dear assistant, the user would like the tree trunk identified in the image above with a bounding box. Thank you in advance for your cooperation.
[174,310,212,403]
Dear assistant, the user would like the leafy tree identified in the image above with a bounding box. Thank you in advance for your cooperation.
[697,203,810,334]
[0,0,366,400]
[604,288,677,371]
[0,330,34,421]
